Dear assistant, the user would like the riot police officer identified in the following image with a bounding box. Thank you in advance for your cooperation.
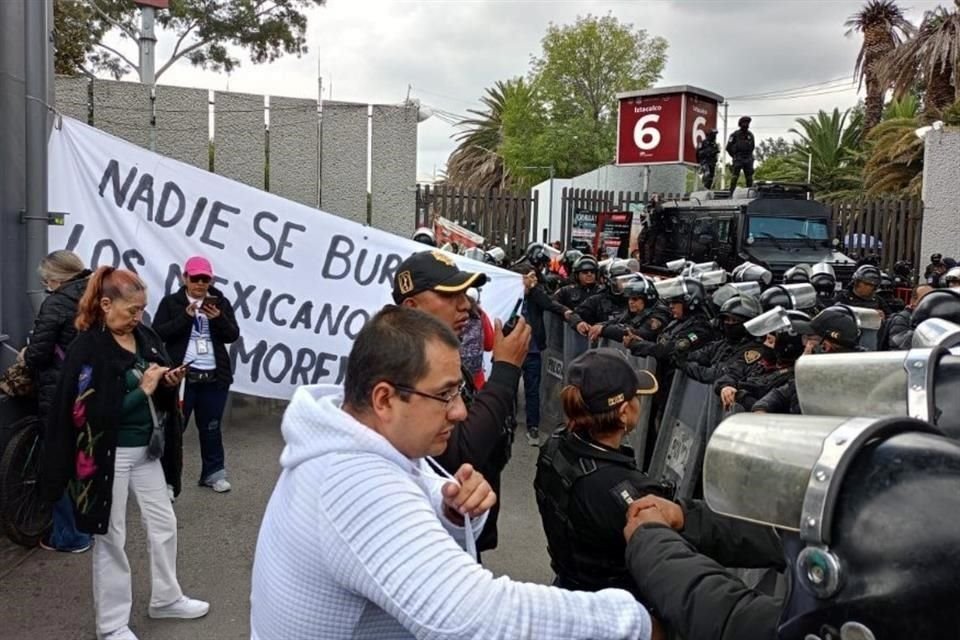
[697,129,720,189]
[534,349,668,598]
[596,276,672,344]
[834,264,890,315]
[716,307,807,411]
[943,266,960,289]
[879,285,933,350]
[726,116,755,194]
[732,261,773,287]
[924,252,946,286]
[569,262,634,333]
[552,255,604,322]
[781,264,811,285]
[682,294,764,385]
[559,249,584,284]
[810,262,838,309]
[627,277,715,362]
[754,305,863,414]
[623,412,960,640]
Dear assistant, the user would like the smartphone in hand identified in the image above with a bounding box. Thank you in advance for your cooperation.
[202,296,219,307]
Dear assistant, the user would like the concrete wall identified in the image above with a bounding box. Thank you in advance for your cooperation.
[570,164,688,195]
[320,102,368,225]
[54,76,90,123]
[214,91,265,189]
[370,104,417,236]
[920,129,960,262]
[269,96,319,207]
[156,85,209,170]
[92,79,152,149]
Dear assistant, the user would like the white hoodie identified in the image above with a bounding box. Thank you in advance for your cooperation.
[250,384,652,640]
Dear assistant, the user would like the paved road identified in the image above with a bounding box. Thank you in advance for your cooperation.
[0,395,553,639]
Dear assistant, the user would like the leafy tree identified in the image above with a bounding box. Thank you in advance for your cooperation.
[529,13,668,177]
[883,2,960,116]
[863,95,923,196]
[845,0,915,132]
[775,109,865,199]
[755,137,793,164]
[53,0,324,81]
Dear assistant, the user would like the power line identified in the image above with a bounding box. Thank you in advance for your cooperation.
[727,76,853,100]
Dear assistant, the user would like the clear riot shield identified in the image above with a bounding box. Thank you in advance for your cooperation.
[539,312,567,429]
[563,323,590,363]
[647,370,714,500]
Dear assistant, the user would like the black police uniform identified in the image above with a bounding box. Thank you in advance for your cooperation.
[879,307,913,350]
[715,359,794,411]
[833,286,891,314]
[726,129,755,192]
[682,337,764,385]
[534,428,670,596]
[696,136,720,190]
[753,379,800,414]
[553,283,604,314]
[629,314,715,362]
[624,500,785,640]
[570,290,628,326]
[600,304,673,343]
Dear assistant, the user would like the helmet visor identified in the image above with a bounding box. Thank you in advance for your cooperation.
[666,258,689,273]
[696,269,728,289]
[810,261,836,279]
[712,282,762,308]
[464,247,485,262]
[744,306,794,337]
[654,276,687,301]
[782,283,818,311]
[704,413,852,530]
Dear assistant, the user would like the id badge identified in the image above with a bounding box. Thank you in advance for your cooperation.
[196,338,210,355]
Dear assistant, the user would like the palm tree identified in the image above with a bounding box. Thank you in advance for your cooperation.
[783,109,865,199]
[445,78,539,192]
[883,2,960,116]
[845,0,915,132]
[863,95,924,196]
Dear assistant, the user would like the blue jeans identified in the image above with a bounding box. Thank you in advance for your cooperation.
[182,382,229,484]
[46,491,92,551]
[522,351,542,431]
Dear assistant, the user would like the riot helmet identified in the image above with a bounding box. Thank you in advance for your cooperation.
[655,276,708,314]
[484,246,506,266]
[851,264,882,288]
[707,128,718,138]
[732,261,773,286]
[605,261,633,295]
[892,260,912,286]
[878,270,895,291]
[525,242,559,269]
[810,262,837,297]
[738,116,752,127]
[412,227,436,247]
[463,247,485,262]
[561,249,583,274]
[571,255,599,287]
[744,306,808,364]
[931,252,943,265]
[911,289,960,327]
[705,413,960,640]
[712,282,763,309]
[782,264,811,285]
[622,275,659,306]
[759,284,817,312]
[943,266,960,289]
[718,294,763,341]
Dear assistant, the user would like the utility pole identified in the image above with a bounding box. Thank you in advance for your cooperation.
[720,101,729,190]
[135,1,167,150]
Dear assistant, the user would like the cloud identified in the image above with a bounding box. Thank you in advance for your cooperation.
[106,0,945,182]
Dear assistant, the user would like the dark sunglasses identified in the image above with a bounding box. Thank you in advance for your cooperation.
[188,275,211,284]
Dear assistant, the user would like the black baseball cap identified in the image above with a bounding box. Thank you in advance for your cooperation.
[392,250,488,304]
[566,349,658,414]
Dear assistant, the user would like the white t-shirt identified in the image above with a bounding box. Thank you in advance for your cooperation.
[183,295,217,371]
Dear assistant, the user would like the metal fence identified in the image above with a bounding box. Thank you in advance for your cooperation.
[415,184,538,257]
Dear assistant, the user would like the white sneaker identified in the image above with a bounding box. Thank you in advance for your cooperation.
[148,596,210,620]
[210,478,231,493]
[166,484,176,503]
[100,626,139,640]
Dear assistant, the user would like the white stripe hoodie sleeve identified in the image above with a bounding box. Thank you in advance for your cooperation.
[319,453,652,640]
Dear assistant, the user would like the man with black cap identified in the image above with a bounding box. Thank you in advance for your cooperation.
[726,116,755,194]
[697,129,720,189]
[924,252,947,286]
[392,250,531,554]
[834,264,890,315]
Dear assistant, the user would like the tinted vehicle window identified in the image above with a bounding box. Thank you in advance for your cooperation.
[748,216,829,240]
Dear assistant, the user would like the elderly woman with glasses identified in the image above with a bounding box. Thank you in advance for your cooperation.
[152,256,240,495]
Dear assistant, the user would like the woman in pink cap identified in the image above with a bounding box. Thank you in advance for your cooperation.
[153,256,240,494]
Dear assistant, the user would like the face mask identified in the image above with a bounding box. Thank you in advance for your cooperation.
[760,345,777,363]
[722,322,745,341]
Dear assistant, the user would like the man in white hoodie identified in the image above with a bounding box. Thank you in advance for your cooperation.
[250,306,653,640]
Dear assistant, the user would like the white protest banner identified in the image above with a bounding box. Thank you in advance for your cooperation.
[48,117,522,400]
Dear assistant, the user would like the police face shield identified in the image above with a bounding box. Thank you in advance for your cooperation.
[683,261,720,276]
[734,262,773,286]
[654,276,688,302]
[611,274,640,295]
[485,247,505,265]
[744,306,795,337]
[694,269,727,290]
[712,282,762,308]
[835,303,882,331]
[666,258,689,273]
[912,317,960,349]
[782,283,818,311]
[463,247,485,262]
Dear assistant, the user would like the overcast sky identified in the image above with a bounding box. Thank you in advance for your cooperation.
[123,0,945,182]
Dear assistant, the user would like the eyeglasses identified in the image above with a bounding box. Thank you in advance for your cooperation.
[188,275,211,284]
[389,381,466,410]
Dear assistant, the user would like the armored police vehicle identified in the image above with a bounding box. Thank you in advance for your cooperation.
[653,182,856,283]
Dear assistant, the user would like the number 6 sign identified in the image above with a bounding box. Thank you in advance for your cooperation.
[616,86,722,166]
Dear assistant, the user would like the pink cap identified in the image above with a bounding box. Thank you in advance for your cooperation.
[184,256,213,277]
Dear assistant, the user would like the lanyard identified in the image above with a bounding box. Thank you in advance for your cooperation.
[425,456,476,560]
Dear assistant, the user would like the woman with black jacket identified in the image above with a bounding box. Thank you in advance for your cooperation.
[23,250,91,552]
[41,267,209,640]
[152,256,240,493]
